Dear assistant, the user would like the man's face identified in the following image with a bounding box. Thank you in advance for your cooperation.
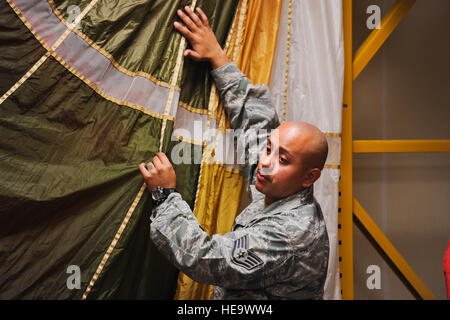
[255,127,312,204]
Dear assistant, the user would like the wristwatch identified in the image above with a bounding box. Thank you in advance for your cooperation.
[151,187,177,206]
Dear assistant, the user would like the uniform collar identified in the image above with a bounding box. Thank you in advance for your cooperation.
[261,185,315,215]
[234,185,315,229]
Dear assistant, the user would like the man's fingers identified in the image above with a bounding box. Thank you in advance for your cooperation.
[174,21,193,40]
[196,7,209,26]
[151,155,163,170]
[139,163,150,178]
[177,9,197,31]
[147,161,156,172]
[184,49,201,60]
[185,6,202,27]
[156,152,172,167]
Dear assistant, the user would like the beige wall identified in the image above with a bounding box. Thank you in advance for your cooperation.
[351,0,450,299]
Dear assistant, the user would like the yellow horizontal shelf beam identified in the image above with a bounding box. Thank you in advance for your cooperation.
[353,0,416,80]
[353,140,450,153]
[353,197,436,300]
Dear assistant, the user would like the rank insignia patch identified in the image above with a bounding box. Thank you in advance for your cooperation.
[231,235,263,270]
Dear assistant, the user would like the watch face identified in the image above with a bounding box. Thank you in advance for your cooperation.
[151,187,176,205]
[151,188,164,201]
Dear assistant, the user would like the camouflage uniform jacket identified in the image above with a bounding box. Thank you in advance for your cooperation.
[150,63,329,299]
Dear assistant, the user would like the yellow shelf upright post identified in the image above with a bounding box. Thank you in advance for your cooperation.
[339,0,354,300]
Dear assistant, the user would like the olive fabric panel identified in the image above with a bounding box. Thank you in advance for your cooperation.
[0,2,47,96]
[0,0,238,299]
[51,0,239,111]
[0,54,178,299]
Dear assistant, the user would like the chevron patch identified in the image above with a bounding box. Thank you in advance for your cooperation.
[231,235,263,270]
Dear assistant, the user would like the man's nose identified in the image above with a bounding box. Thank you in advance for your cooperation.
[259,153,276,174]
[260,155,270,167]
[260,151,273,167]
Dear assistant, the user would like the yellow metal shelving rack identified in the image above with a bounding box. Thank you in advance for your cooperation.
[339,0,450,300]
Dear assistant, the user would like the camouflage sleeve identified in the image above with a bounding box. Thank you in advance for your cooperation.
[150,193,295,290]
[210,62,280,185]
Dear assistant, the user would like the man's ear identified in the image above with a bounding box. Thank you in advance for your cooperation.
[301,168,321,188]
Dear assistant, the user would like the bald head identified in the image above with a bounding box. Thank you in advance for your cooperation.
[257,121,329,202]
[276,121,328,170]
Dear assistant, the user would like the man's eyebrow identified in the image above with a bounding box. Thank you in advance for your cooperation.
[279,146,293,158]
[268,138,293,157]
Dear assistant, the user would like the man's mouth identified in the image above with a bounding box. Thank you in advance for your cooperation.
[256,170,271,183]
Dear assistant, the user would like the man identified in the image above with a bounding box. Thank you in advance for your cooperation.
[139,7,329,299]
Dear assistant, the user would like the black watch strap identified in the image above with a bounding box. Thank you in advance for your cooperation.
[151,187,177,206]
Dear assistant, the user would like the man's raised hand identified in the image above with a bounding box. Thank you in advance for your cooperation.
[174,6,229,69]
[139,152,176,192]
